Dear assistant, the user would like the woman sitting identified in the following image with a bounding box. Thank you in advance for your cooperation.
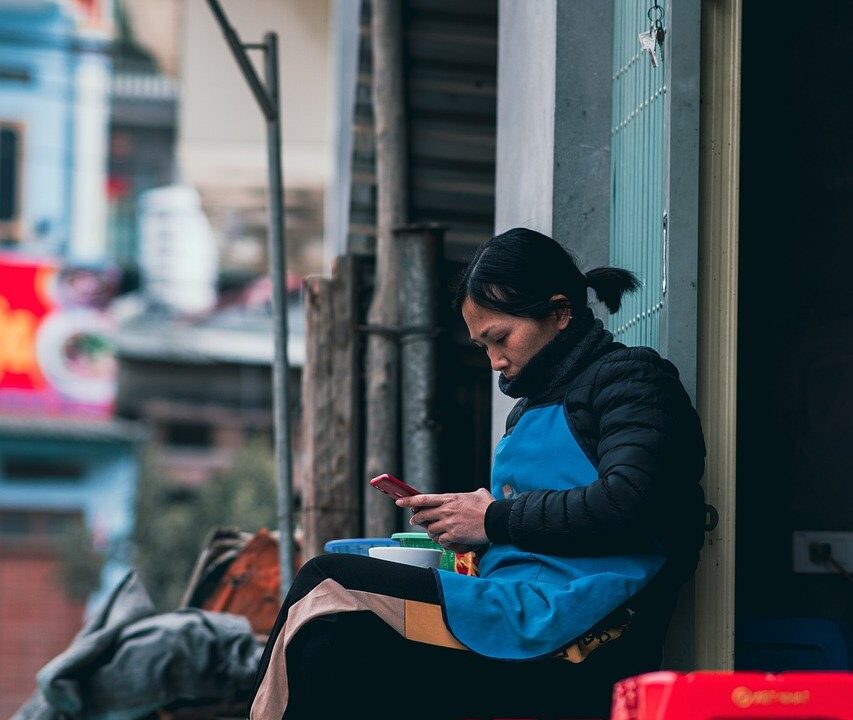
[249,227,707,720]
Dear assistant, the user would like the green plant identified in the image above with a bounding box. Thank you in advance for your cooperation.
[132,436,278,611]
[56,521,105,603]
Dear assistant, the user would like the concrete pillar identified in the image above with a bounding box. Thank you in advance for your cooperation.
[492,0,614,448]
[323,0,362,271]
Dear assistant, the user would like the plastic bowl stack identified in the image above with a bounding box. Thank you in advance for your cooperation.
[367,546,443,568]
[391,532,455,571]
[323,538,400,556]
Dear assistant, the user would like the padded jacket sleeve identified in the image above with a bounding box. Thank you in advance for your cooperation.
[484,348,707,562]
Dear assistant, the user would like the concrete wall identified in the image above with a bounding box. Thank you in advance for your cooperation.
[494,1,556,239]
[492,0,613,448]
[552,0,613,279]
[493,0,556,448]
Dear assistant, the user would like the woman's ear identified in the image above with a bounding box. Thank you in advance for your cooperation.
[549,294,572,330]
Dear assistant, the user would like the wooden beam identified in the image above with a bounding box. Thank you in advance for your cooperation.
[301,255,359,559]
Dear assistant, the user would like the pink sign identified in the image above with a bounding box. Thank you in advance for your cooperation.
[0,255,118,418]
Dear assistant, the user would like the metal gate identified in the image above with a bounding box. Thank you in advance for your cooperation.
[609,0,667,350]
[609,0,702,670]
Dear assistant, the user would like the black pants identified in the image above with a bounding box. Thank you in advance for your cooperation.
[251,554,667,720]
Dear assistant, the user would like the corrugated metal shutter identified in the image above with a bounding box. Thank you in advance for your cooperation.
[609,0,667,350]
[348,0,497,261]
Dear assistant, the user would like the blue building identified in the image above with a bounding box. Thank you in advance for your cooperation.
[0,0,109,259]
[0,417,144,607]
[0,6,140,708]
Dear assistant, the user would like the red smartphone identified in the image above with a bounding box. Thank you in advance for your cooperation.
[369,473,422,499]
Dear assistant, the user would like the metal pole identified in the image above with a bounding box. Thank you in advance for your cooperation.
[206,0,275,120]
[206,0,295,598]
[396,223,444,495]
[263,31,295,597]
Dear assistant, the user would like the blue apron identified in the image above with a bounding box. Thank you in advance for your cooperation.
[436,403,665,660]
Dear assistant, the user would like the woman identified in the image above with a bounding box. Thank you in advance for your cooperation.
[249,228,706,720]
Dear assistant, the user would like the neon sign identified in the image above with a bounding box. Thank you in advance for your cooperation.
[0,255,117,417]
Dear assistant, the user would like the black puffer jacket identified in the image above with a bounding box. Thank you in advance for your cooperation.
[485,331,707,591]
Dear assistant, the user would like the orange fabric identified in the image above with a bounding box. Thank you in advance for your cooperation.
[201,528,281,635]
[404,599,467,650]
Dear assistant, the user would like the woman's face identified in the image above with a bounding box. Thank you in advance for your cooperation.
[461,296,571,380]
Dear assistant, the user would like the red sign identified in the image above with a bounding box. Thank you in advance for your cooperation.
[0,255,117,418]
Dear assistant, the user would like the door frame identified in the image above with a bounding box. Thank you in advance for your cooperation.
[694,0,742,670]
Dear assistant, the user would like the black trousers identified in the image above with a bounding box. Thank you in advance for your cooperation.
[250,554,667,720]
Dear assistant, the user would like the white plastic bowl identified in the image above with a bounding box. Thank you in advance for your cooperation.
[368,546,443,568]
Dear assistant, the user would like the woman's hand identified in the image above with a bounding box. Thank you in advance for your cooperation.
[396,488,494,551]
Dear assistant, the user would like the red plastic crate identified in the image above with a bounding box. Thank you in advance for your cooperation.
[611,671,853,720]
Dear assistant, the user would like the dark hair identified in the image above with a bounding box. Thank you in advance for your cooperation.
[453,227,640,317]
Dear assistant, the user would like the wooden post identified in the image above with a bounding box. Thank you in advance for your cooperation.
[363,0,408,536]
[302,255,359,559]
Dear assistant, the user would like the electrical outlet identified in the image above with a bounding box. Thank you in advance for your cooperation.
[792,531,853,574]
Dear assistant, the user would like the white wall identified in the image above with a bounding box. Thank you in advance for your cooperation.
[492,0,557,449]
[178,0,331,192]
[322,0,361,271]
[69,50,110,262]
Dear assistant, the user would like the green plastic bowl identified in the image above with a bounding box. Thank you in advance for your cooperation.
[391,532,455,571]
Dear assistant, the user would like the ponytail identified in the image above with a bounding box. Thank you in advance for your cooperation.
[455,228,641,318]
[585,267,641,314]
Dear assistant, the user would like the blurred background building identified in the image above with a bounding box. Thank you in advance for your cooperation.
[0,2,135,712]
[0,0,325,714]
[2,0,851,715]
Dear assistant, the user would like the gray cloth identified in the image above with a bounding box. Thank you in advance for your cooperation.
[13,571,264,720]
